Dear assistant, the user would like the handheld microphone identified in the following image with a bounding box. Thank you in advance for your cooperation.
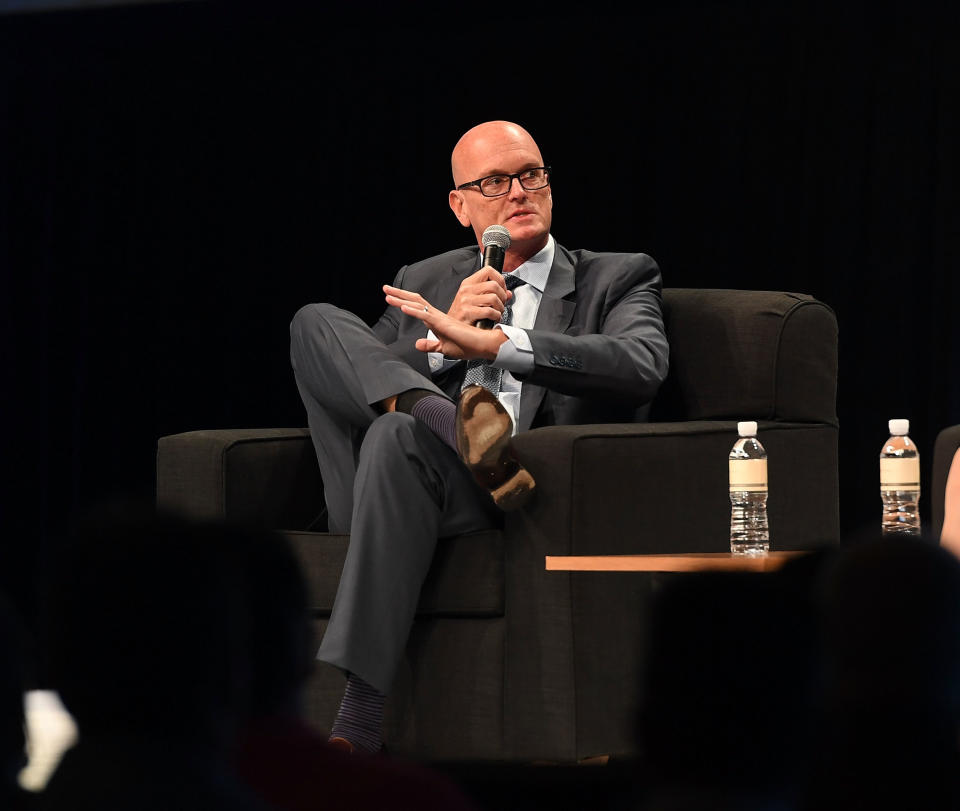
[476,224,512,329]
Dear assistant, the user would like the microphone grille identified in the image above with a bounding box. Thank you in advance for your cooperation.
[482,224,512,250]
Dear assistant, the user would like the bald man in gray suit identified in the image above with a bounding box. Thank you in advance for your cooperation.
[289,120,669,753]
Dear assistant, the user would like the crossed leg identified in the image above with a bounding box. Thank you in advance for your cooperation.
[289,303,501,748]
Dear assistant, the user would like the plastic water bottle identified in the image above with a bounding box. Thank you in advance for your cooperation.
[729,421,769,555]
[880,418,921,536]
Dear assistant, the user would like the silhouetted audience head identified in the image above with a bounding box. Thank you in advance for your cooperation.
[817,535,960,712]
[35,501,275,809]
[630,541,960,811]
[802,535,960,810]
[40,503,252,745]
[634,555,829,810]
[35,502,481,811]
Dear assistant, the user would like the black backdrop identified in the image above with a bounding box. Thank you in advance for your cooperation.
[1,0,958,630]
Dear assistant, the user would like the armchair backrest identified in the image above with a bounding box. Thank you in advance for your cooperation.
[651,289,838,425]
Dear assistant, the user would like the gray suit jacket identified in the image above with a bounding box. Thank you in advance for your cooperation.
[371,241,670,433]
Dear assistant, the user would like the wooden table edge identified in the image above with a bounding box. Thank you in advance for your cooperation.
[544,551,806,573]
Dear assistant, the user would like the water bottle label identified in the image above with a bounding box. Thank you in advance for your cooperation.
[880,457,920,488]
[729,459,767,491]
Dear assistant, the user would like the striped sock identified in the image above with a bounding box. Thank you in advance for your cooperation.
[396,390,457,451]
[330,674,385,753]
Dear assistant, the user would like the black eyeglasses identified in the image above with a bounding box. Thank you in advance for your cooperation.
[456,166,551,198]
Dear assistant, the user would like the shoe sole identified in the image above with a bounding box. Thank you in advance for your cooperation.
[456,386,535,511]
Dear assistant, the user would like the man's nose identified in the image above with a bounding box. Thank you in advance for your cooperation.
[506,176,526,198]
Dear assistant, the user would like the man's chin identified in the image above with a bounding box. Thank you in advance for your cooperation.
[505,212,539,228]
[503,219,548,244]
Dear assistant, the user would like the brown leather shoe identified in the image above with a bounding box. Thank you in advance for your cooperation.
[456,385,535,511]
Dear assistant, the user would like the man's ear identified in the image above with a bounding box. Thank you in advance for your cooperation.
[448,190,471,227]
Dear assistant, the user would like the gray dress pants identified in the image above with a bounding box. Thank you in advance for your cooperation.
[289,303,501,694]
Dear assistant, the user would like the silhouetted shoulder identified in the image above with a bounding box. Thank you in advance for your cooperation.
[397,246,479,280]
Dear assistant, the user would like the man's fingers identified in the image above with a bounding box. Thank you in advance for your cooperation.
[415,338,442,353]
[389,297,431,321]
[385,281,509,331]
[461,284,510,311]
[398,302,428,319]
[471,265,508,284]
[465,270,511,298]
[383,284,425,306]
[473,305,504,323]
[479,280,511,302]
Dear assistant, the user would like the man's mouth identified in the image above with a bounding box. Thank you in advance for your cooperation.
[508,210,533,220]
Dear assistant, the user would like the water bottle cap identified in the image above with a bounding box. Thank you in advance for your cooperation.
[737,421,758,437]
[888,418,910,436]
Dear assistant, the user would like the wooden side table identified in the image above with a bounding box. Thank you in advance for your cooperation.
[545,551,805,573]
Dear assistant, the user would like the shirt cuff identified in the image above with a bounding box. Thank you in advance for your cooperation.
[493,324,535,374]
[427,329,462,374]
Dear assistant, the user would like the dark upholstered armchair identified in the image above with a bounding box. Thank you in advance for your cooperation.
[156,288,839,764]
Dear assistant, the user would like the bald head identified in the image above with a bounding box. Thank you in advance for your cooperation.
[451,121,543,187]
[448,120,552,269]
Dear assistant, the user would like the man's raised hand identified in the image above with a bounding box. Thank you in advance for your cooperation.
[383,285,508,360]
[445,266,511,326]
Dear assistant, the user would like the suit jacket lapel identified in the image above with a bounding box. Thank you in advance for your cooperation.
[518,245,577,432]
[430,252,479,396]
[434,251,479,310]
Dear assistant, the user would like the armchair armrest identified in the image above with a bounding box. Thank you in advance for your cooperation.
[156,428,324,530]
[503,418,838,760]
[510,419,839,556]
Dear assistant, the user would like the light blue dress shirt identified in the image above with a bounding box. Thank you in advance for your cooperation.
[428,235,555,435]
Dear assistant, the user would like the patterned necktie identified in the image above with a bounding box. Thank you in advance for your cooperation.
[461,273,526,396]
